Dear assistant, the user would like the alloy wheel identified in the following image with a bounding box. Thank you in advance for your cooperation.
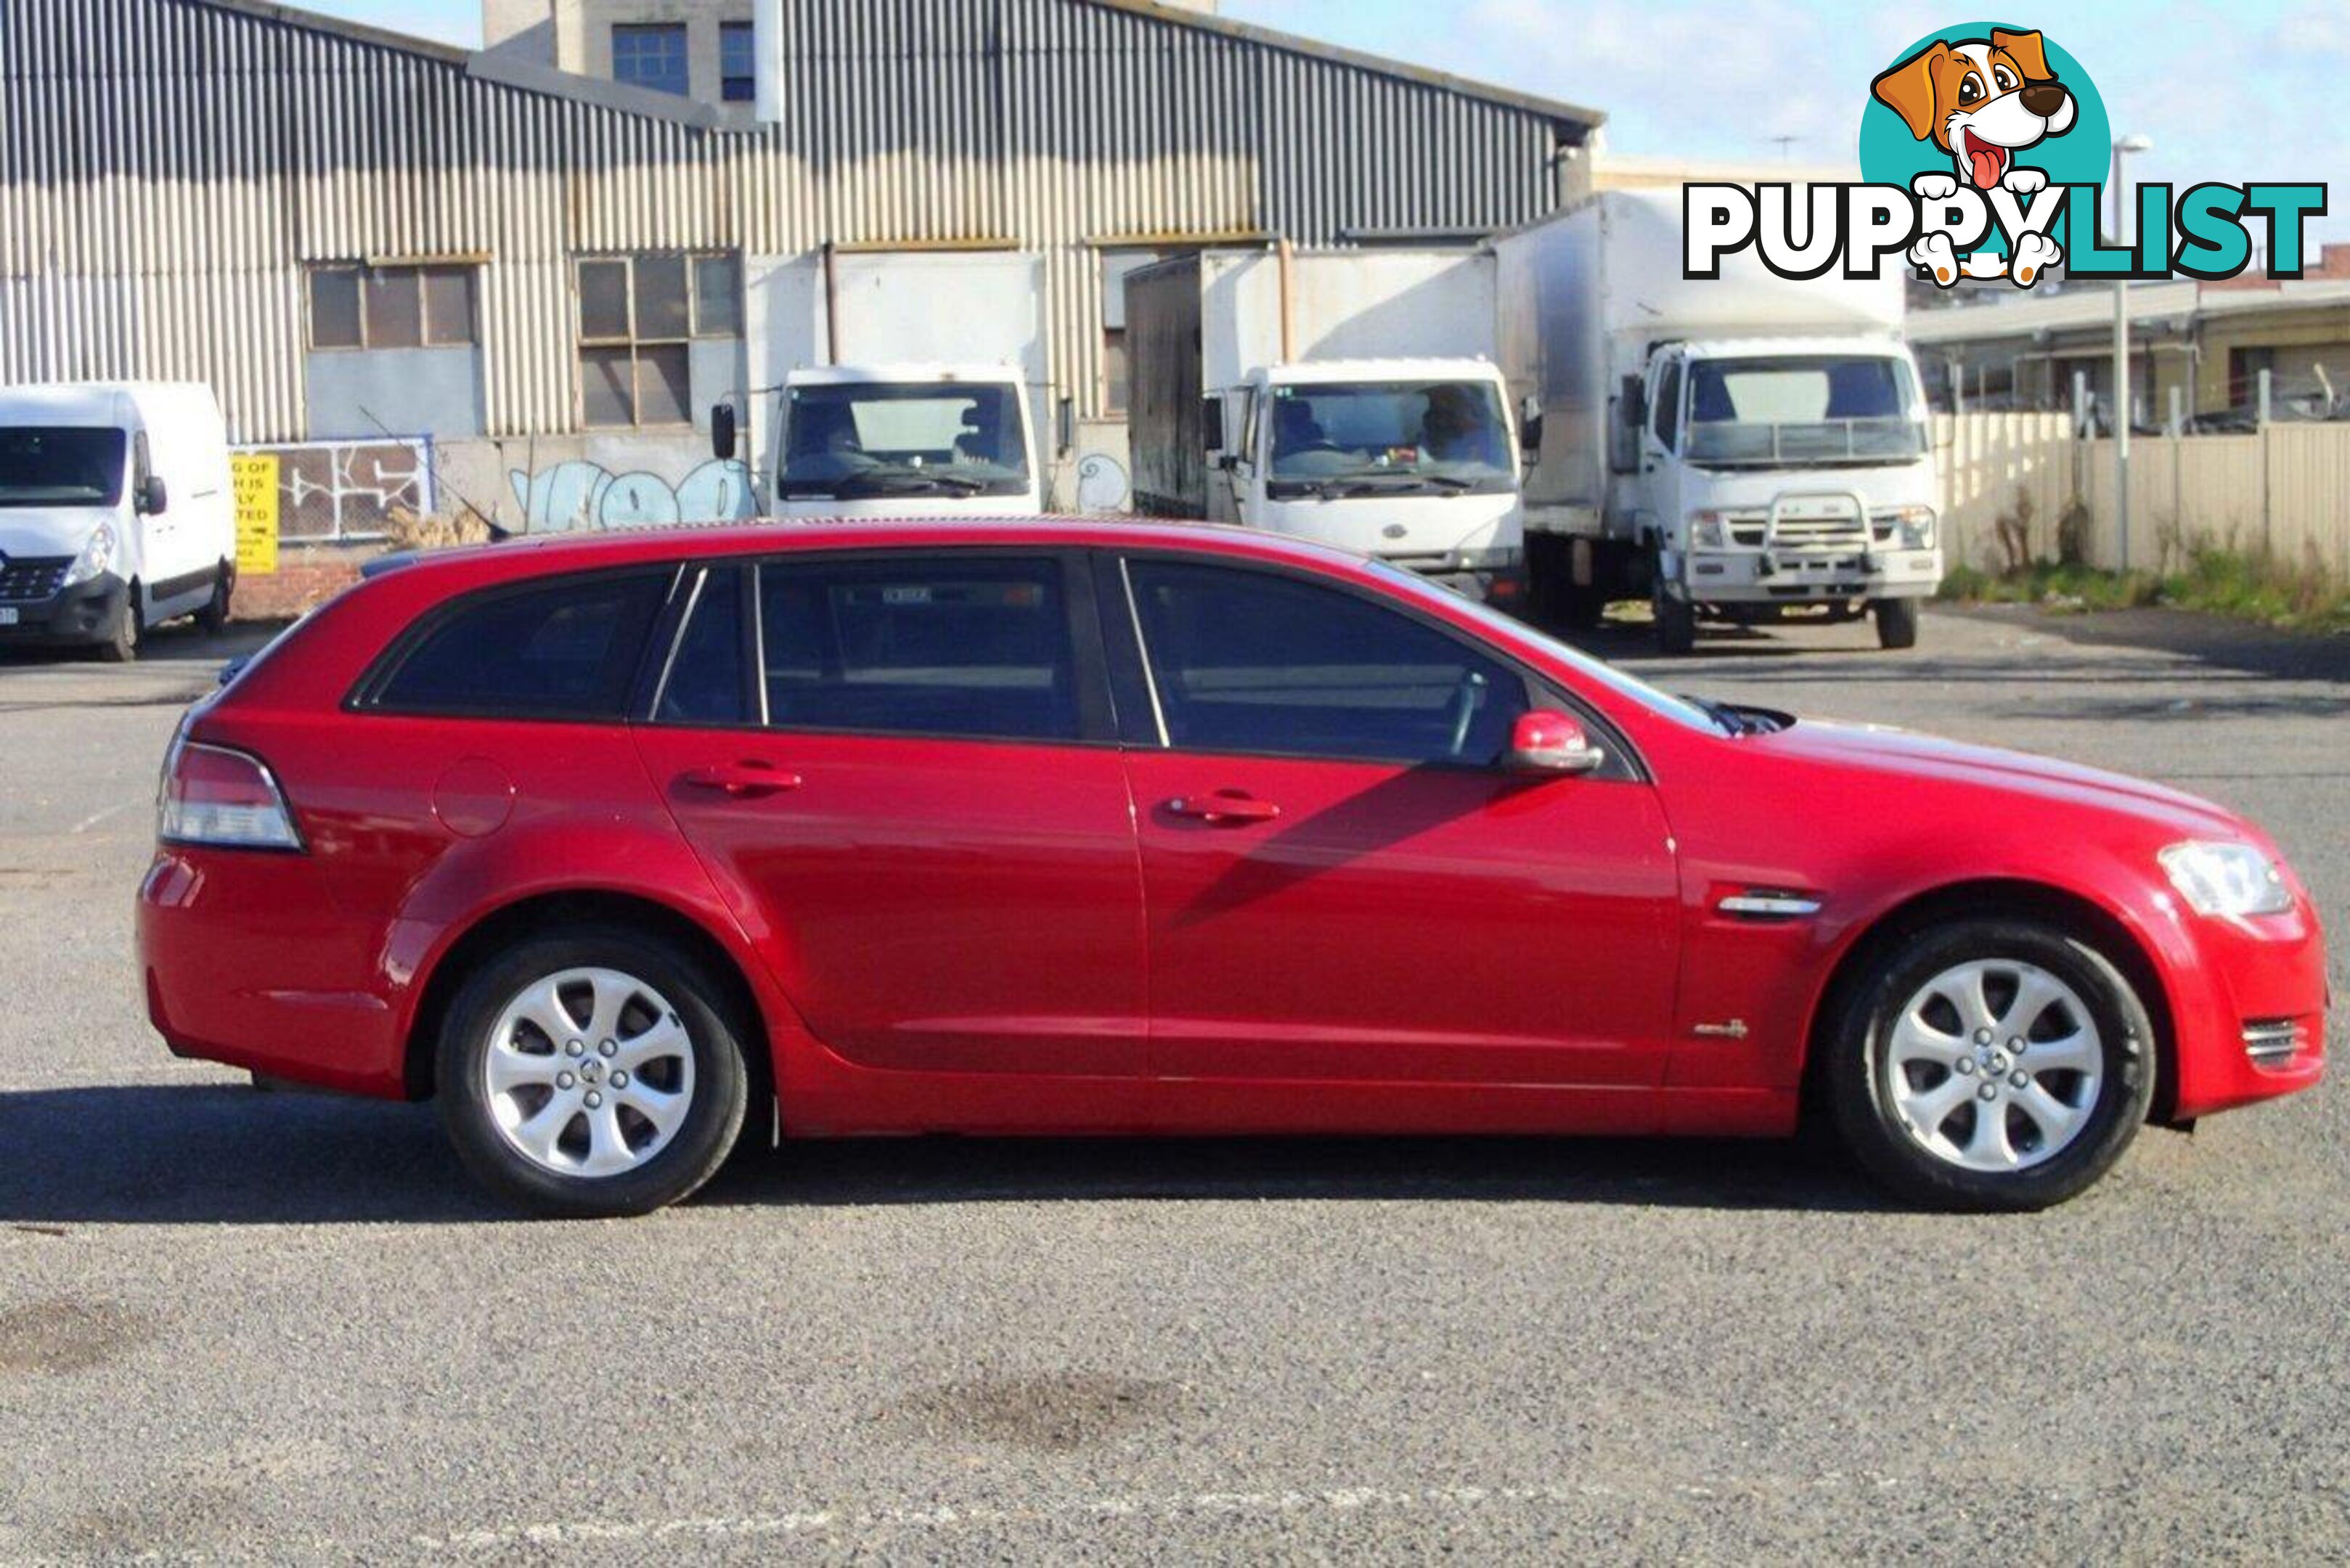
[1882,958,2104,1173]
[481,966,697,1179]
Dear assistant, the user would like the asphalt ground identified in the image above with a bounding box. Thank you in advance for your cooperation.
[1,605,2344,1562]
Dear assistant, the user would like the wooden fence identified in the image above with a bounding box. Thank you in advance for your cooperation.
[1931,413,2350,579]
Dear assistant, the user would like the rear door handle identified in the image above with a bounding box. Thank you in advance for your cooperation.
[681,761,802,799]
[1165,791,1281,825]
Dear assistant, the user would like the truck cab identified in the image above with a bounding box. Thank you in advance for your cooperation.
[1631,337,1940,650]
[1207,359,1525,605]
[0,382,235,661]
[754,363,1042,520]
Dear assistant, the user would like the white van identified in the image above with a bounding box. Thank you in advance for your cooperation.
[0,383,237,661]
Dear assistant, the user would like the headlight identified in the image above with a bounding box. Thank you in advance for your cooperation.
[1688,510,1730,550]
[2160,841,2293,918]
[61,521,119,587]
[1889,505,1935,550]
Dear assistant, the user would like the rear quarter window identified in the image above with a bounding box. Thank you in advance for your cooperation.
[364,569,671,719]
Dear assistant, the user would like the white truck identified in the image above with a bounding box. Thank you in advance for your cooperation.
[725,249,1053,518]
[1125,247,1525,605]
[0,382,236,661]
[1494,189,1942,652]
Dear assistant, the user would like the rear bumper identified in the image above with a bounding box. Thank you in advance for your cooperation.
[137,845,412,1098]
[0,572,126,646]
[1681,547,1943,604]
[2164,902,2328,1120]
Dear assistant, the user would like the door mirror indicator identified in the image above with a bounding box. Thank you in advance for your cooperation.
[1504,709,1604,775]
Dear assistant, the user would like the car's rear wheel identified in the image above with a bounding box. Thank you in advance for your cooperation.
[1827,918,2154,1210]
[437,925,751,1217]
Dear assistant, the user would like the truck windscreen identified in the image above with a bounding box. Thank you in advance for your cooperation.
[1266,381,1514,498]
[0,427,128,508]
[1681,357,1926,465]
[779,383,1030,501]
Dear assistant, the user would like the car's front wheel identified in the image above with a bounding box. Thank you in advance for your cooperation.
[1827,918,2155,1210]
[437,925,751,1217]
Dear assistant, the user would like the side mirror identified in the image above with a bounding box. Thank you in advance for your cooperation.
[710,403,738,462]
[1057,396,1077,458]
[1504,709,1604,775]
[1201,396,1225,454]
[1620,376,1647,432]
[136,475,168,515]
[1519,412,1543,457]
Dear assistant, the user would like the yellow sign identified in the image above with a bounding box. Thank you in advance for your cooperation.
[232,454,280,576]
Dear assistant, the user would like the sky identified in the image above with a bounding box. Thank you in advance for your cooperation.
[309,0,2346,244]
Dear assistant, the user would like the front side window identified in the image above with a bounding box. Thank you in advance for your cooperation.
[757,557,1077,742]
[309,264,478,351]
[0,428,127,508]
[1263,380,1514,499]
[576,252,741,428]
[777,383,1031,502]
[370,572,669,719]
[612,24,688,96]
[1682,356,1927,464]
[1125,560,1529,766]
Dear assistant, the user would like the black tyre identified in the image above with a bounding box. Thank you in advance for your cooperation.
[1873,597,1920,650]
[1555,577,1607,632]
[436,923,751,1217]
[1652,583,1697,656]
[1826,918,2154,1211]
[195,563,234,634]
[96,581,142,663]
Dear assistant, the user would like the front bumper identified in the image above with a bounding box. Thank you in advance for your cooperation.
[1681,547,1942,604]
[2163,899,2328,1120]
[0,571,126,646]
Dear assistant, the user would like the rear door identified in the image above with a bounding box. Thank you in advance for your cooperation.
[633,550,1149,1090]
[1103,552,1681,1118]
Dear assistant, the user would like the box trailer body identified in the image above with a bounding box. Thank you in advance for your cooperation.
[0,381,234,658]
[740,250,1048,518]
[1495,189,1942,650]
[1127,248,1523,603]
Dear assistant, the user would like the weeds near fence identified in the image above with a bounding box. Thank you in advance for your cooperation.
[1940,543,2350,634]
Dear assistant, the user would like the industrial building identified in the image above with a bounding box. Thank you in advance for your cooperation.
[1,0,1603,538]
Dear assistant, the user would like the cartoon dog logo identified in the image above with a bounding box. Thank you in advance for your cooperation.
[1872,28,2076,287]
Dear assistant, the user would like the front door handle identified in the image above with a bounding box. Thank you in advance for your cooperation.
[1164,790,1281,825]
[681,761,802,799]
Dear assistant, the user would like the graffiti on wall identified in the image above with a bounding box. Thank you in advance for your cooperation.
[239,439,436,541]
[508,459,758,531]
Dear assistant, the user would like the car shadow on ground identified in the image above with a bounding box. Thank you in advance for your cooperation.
[0,1083,1896,1226]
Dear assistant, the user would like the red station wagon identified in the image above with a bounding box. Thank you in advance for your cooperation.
[136,520,2326,1215]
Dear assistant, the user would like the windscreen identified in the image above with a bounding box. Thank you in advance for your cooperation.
[778,383,1031,502]
[0,427,128,508]
[1265,380,1514,498]
[1681,356,1927,465]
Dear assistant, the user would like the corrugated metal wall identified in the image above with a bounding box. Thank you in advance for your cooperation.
[1,0,1581,443]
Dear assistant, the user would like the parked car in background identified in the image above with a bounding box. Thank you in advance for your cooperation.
[137,520,2324,1216]
[0,382,236,660]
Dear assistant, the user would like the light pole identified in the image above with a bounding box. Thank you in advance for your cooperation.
[2112,132,2153,572]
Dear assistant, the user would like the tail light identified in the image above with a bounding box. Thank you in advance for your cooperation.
[159,740,303,851]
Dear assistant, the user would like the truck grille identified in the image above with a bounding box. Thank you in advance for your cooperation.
[2243,1019,2306,1069]
[1727,514,1870,552]
[0,555,71,603]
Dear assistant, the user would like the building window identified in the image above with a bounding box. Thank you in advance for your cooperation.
[576,253,741,428]
[612,24,688,97]
[309,264,476,351]
[720,22,756,104]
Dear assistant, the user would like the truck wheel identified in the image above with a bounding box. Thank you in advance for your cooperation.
[97,581,142,663]
[1873,597,1920,650]
[1652,584,1697,656]
[195,563,234,634]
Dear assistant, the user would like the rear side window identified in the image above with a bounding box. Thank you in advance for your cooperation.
[370,571,669,719]
[656,565,748,725]
[757,557,1079,742]
[1125,560,1529,765]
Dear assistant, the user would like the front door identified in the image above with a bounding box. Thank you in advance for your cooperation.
[1106,555,1681,1122]
[635,552,1147,1089]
